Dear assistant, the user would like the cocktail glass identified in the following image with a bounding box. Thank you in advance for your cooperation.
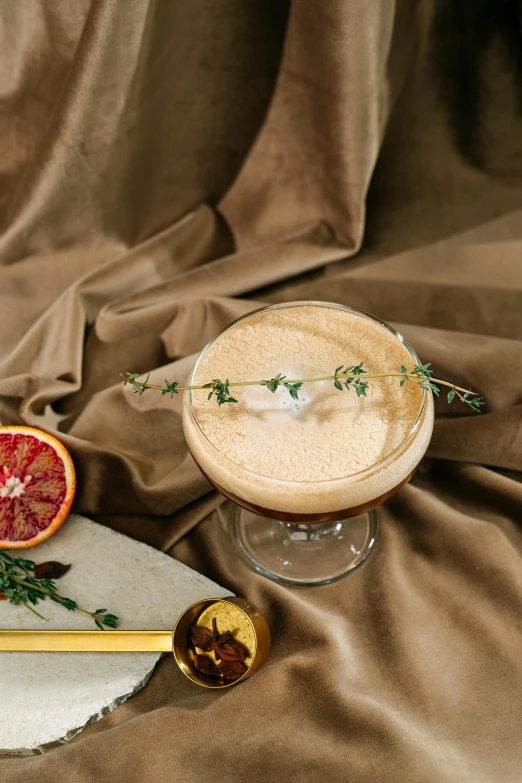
[182,302,434,586]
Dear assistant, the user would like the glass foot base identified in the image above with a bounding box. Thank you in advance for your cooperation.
[229,504,378,586]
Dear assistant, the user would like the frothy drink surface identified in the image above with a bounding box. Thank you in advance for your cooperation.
[191,306,422,482]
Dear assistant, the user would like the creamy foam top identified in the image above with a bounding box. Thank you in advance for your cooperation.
[190,306,422,482]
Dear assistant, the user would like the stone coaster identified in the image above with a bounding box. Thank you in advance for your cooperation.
[0,514,232,754]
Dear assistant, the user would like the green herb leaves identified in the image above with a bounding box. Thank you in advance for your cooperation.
[332,364,368,397]
[355,381,369,397]
[284,382,303,400]
[121,371,149,395]
[121,372,179,398]
[94,610,119,630]
[206,379,238,405]
[120,362,484,413]
[395,364,484,412]
[409,364,440,397]
[0,552,119,629]
[264,373,285,393]
[162,380,179,398]
[262,374,303,401]
[461,393,485,412]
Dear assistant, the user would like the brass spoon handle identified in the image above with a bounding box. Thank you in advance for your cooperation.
[0,630,173,652]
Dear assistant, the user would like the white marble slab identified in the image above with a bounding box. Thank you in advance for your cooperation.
[0,514,231,754]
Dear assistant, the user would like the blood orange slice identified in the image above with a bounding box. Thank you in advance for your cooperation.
[0,426,76,549]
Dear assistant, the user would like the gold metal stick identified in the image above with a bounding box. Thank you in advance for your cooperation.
[0,630,173,653]
[0,599,270,689]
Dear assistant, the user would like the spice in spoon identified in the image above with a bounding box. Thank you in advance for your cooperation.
[189,617,248,682]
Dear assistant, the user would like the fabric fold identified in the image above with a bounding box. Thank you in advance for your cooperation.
[1,1,522,781]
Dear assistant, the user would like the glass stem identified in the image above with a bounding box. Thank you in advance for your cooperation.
[285,521,338,541]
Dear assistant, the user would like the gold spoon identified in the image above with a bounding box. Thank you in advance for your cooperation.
[0,597,270,689]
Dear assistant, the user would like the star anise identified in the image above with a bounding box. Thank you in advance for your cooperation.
[189,625,214,652]
[193,654,221,677]
[189,618,247,662]
[217,659,247,681]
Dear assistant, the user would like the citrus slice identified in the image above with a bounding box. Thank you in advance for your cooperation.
[0,426,76,549]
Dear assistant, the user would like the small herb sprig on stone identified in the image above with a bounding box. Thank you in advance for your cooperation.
[120,362,484,413]
[0,552,119,629]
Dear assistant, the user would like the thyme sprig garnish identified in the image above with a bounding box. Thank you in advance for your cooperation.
[0,552,119,629]
[120,363,484,413]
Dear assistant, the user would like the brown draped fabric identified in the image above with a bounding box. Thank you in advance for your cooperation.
[1,0,522,780]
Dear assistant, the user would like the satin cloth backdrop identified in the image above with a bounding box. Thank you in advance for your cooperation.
[1,1,522,780]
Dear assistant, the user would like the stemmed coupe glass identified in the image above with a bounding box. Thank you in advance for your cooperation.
[182,302,434,586]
